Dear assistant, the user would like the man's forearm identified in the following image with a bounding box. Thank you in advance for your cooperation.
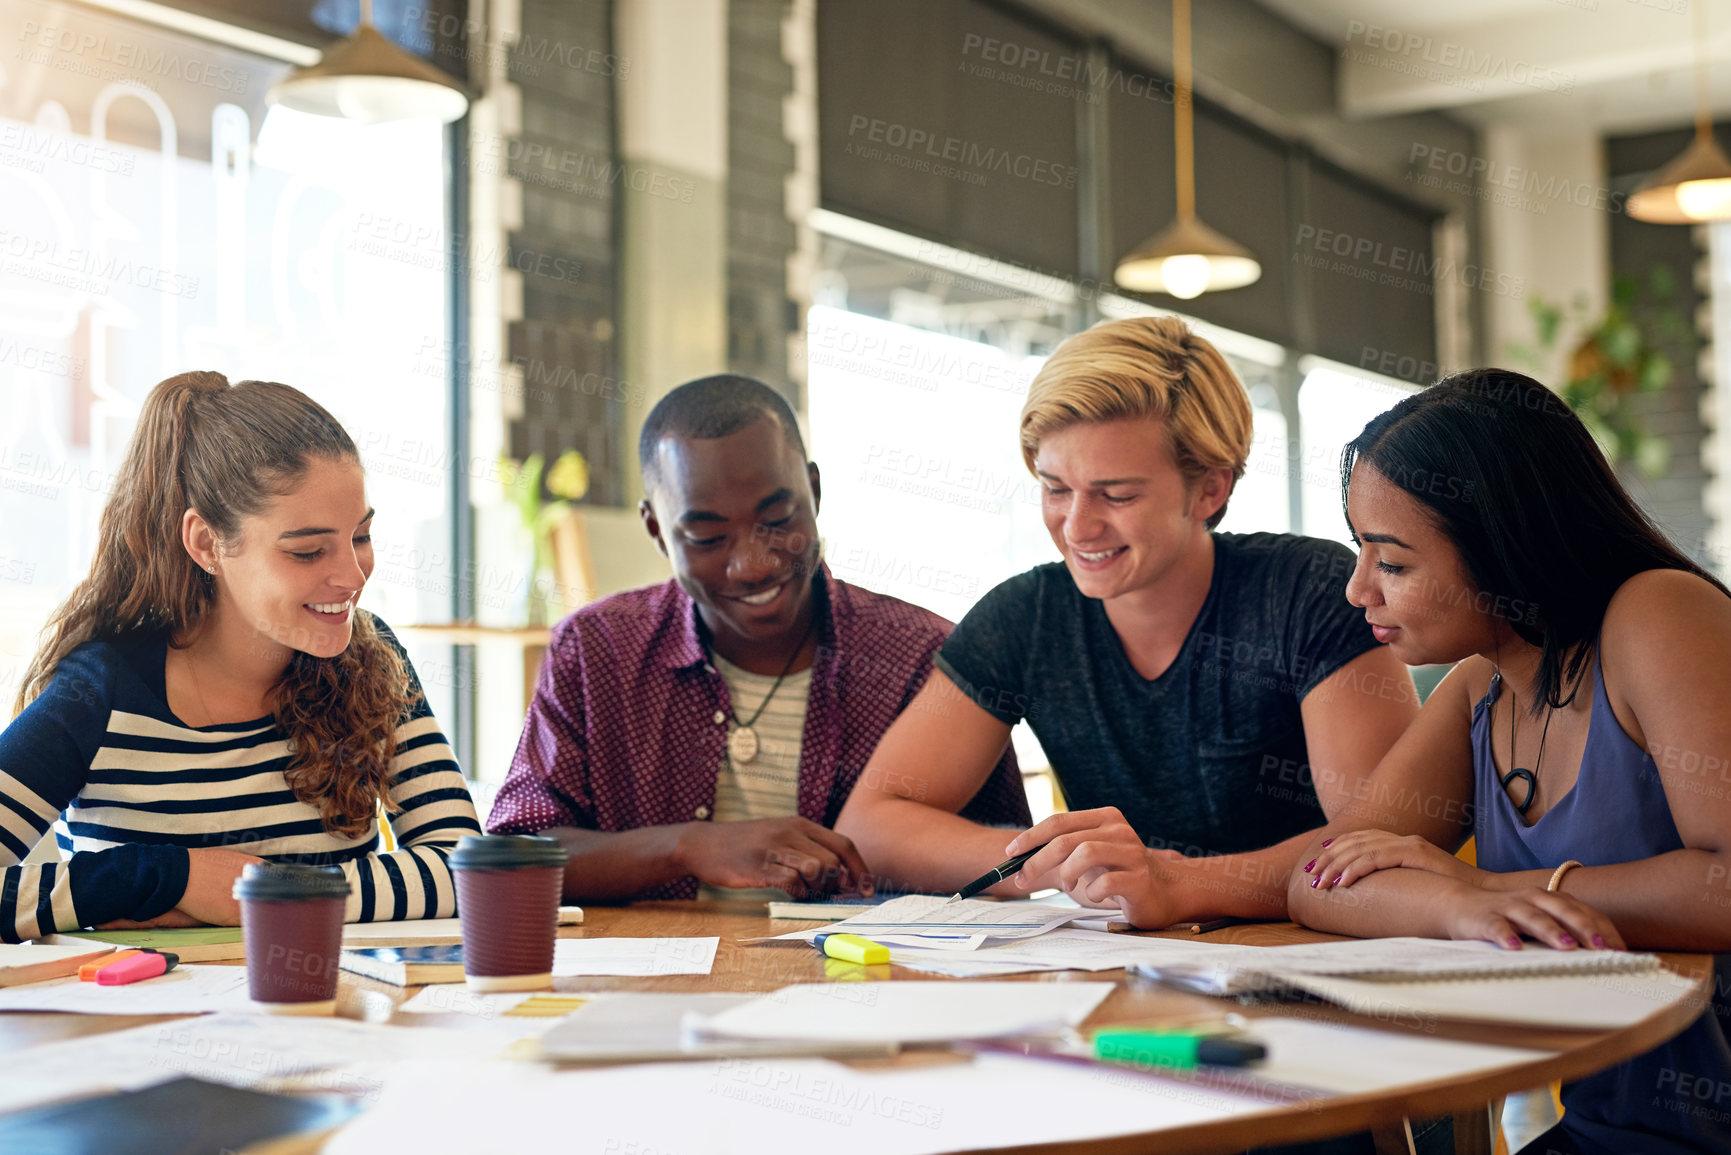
[837,796,1020,895]
[1161,831,1318,922]
[541,824,692,902]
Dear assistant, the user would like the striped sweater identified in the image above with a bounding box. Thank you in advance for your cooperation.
[0,616,481,942]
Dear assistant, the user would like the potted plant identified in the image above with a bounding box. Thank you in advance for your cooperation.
[500,449,593,624]
[1509,268,1689,478]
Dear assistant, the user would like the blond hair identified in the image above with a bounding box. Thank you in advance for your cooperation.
[1019,316,1253,529]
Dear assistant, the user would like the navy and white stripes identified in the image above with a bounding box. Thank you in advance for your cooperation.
[0,618,481,941]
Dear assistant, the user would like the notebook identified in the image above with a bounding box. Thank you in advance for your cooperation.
[1131,936,1684,1028]
[338,907,585,949]
[339,944,465,985]
[0,1076,362,1155]
[52,927,245,963]
[1131,936,1664,995]
[765,895,890,920]
[0,942,117,987]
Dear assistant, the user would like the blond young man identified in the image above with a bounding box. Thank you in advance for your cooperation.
[836,317,1421,928]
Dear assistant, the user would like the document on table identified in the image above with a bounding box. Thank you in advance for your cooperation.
[0,963,257,1015]
[692,980,1115,1044]
[551,937,717,977]
[758,894,1118,951]
[0,1011,524,1117]
[887,929,1245,977]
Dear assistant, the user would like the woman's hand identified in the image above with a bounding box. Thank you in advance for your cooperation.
[1305,830,1483,891]
[1440,881,1625,951]
[1004,808,1192,928]
[174,848,267,926]
[96,908,206,930]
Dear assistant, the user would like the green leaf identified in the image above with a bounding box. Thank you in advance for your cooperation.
[1634,434,1671,478]
[1638,353,1672,393]
[1602,323,1641,367]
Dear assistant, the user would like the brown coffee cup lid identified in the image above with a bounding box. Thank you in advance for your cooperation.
[449,833,567,871]
[233,862,352,902]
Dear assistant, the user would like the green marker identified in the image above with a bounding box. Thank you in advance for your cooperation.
[1092,1029,1267,1069]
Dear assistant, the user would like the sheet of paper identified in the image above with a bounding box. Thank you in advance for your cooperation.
[323,1050,1268,1155]
[760,894,1117,951]
[0,963,257,1015]
[889,929,1241,976]
[0,1011,518,1116]
[398,986,542,1018]
[552,937,717,977]
[0,942,117,966]
[694,980,1114,1044]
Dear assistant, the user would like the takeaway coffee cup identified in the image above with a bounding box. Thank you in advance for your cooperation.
[233,863,351,1015]
[450,834,568,991]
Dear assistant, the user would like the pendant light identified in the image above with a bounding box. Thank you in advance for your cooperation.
[1113,0,1260,299]
[1628,0,1731,224]
[268,0,469,125]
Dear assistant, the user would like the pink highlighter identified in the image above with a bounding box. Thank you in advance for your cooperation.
[95,949,179,985]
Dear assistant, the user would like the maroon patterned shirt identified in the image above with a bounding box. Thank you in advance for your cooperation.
[487,564,1029,899]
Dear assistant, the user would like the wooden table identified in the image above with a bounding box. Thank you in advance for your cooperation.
[0,903,1713,1155]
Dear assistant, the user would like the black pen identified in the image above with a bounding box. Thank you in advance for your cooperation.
[945,843,1048,903]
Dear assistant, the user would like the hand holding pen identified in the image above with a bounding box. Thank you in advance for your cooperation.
[979,807,1195,928]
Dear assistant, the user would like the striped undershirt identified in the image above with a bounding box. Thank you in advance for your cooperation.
[697,655,811,902]
[0,616,481,941]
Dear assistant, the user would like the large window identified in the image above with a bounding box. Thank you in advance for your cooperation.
[1297,360,1422,547]
[0,3,455,724]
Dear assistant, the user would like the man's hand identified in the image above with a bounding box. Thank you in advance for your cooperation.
[674,817,871,899]
[1003,808,1192,927]
[173,848,267,926]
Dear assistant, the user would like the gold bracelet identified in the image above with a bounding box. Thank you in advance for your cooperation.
[1547,859,1584,893]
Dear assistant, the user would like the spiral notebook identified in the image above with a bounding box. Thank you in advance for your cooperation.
[1131,936,1690,1028]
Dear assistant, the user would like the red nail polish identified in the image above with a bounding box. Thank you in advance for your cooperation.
[1592,935,1607,948]
[1506,937,1521,949]
[1309,877,1318,888]
[1558,934,1576,947]
[1303,859,1316,872]
[1320,838,1333,848]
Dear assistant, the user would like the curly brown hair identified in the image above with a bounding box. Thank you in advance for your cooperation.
[16,371,415,839]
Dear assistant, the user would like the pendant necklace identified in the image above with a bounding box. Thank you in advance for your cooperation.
[1493,669,1553,815]
[724,613,816,765]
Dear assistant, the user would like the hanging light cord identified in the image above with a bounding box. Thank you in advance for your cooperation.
[1695,0,1711,146]
[1174,0,1194,221]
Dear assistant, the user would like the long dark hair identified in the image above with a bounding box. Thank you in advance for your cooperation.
[1341,368,1726,714]
[19,371,414,838]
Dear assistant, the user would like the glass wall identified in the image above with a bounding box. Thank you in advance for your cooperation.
[0,2,455,725]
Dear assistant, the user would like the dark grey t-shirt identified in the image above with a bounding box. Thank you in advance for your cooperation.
[935,532,1374,858]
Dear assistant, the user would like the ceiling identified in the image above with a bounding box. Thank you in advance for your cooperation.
[1256,0,1731,134]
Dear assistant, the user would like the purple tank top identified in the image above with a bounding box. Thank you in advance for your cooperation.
[1471,655,1731,1153]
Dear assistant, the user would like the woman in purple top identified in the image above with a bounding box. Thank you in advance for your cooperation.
[1288,369,1731,1154]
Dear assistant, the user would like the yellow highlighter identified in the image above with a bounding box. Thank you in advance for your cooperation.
[814,932,889,966]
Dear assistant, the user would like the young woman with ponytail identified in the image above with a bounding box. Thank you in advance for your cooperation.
[0,371,482,941]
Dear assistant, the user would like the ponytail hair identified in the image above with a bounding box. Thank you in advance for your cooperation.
[18,371,415,839]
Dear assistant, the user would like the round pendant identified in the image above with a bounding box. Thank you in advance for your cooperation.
[728,725,760,764]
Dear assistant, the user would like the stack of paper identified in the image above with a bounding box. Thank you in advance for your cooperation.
[759,894,1118,951]
[885,929,1242,977]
